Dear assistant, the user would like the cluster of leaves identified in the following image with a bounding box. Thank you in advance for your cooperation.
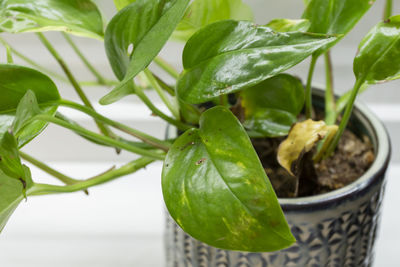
[0,0,399,253]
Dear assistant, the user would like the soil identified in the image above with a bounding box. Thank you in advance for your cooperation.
[251,130,375,198]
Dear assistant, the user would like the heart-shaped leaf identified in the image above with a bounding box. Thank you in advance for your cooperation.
[177,20,338,104]
[240,74,304,137]
[354,15,400,84]
[302,0,375,54]
[266,19,310,32]
[101,0,189,104]
[0,64,60,147]
[0,0,104,40]
[172,0,253,42]
[162,106,295,252]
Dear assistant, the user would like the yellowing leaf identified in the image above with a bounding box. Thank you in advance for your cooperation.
[277,119,338,176]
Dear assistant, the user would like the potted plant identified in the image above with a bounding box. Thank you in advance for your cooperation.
[0,0,395,266]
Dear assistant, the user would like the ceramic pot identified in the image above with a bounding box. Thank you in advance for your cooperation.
[164,89,391,267]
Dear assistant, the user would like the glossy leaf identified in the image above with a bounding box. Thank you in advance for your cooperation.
[113,0,136,10]
[0,0,104,39]
[354,15,400,84]
[243,109,296,138]
[266,19,310,32]
[277,119,338,176]
[240,74,304,137]
[177,20,338,104]
[162,106,295,252]
[101,0,189,104]
[302,0,375,54]
[0,166,33,232]
[0,64,60,147]
[172,0,253,42]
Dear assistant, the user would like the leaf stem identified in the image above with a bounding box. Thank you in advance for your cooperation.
[19,151,80,185]
[36,33,115,141]
[153,74,175,96]
[29,157,154,195]
[33,114,166,160]
[79,80,119,87]
[384,0,393,20]
[324,78,365,157]
[62,33,108,85]
[57,99,171,151]
[305,55,318,119]
[324,51,336,124]
[143,69,180,119]
[0,37,67,82]
[132,82,192,131]
[153,56,179,79]
[335,83,369,119]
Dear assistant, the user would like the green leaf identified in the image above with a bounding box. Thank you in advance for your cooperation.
[266,19,310,32]
[240,74,304,137]
[113,0,136,10]
[12,90,44,136]
[0,131,25,180]
[101,0,189,104]
[177,20,338,104]
[0,0,104,40]
[0,165,33,232]
[302,0,375,54]
[243,109,297,138]
[354,16,400,84]
[162,106,295,252]
[172,0,253,42]
[0,64,60,147]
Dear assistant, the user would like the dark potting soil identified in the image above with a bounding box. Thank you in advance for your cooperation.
[251,130,375,198]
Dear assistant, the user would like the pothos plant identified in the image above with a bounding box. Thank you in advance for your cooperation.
[0,0,398,253]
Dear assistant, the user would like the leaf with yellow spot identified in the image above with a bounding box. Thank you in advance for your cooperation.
[277,119,338,176]
[162,106,295,252]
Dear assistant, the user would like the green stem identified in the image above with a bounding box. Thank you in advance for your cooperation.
[324,51,336,125]
[219,94,228,107]
[153,74,175,96]
[62,33,108,85]
[143,69,180,119]
[57,99,171,151]
[0,37,67,82]
[78,80,119,87]
[324,78,365,157]
[335,83,369,118]
[305,55,318,119]
[20,151,80,185]
[29,157,154,195]
[34,114,166,160]
[154,56,179,79]
[384,0,393,20]
[36,33,115,141]
[132,82,192,131]
[6,44,13,63]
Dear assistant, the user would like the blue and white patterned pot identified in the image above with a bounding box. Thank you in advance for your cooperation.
[165,89,391,267]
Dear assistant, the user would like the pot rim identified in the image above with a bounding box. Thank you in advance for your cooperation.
[278,88,391,209]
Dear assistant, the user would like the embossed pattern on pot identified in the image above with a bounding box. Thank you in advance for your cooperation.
[165,180,385,267]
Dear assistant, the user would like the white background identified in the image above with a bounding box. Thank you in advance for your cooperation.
[1,0,400,266]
